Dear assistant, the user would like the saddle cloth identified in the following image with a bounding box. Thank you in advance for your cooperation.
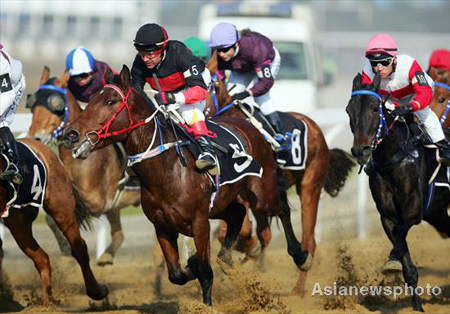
[238,104,308,170]
[3,142,47,209]
[178,120,263,186]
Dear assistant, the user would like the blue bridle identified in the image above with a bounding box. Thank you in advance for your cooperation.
[351,89,389,148]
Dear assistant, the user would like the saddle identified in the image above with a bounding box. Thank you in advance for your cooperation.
[237,103,308,170]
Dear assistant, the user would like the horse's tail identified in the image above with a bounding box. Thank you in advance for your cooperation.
[323,148,356,197]
[72,186,94,231]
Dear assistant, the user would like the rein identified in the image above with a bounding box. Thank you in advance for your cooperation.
[434,82,450,125]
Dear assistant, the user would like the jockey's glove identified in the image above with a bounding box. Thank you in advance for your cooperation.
[392,103,414,117]
[155,92,176,107]
[231,91,250,101]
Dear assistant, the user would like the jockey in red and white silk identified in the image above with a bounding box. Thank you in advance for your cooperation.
[362,54,447,147]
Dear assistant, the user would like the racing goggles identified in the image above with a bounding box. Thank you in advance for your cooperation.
[369,57,394,68]
[216,45,235,53]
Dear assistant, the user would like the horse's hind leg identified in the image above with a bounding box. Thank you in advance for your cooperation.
[97,206,124,266]
[45,215,71,256]
[4,213,53,304]
[44,203,108,301]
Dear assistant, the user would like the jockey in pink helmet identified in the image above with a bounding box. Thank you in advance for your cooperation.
[361,33,450,162]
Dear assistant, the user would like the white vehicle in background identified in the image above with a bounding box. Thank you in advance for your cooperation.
[198,1,325,112]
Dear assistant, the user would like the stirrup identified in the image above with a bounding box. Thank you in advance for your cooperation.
[0,163,23,184]
[273,134,291,153]
[196,152,218,175]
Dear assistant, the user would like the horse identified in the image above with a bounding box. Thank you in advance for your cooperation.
[26,66,141,266]
[0,138,108,304]
[347,72,450,312]
[429,71,450,128]
[63,65,310,305]
[204,52,356,294]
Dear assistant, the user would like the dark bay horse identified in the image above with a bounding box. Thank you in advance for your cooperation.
[429,72,450,128]
[0,138,108,304]
[205,52,356,294]
[26,67,141,266]
[347,72,450,312]
[63,65,309,305]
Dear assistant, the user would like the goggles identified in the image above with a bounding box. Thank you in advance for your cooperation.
[369,57,394,68]
[216,45,235,53]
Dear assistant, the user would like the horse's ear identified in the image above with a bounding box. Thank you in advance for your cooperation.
[207,51,218,74]
[371,72,381,91]
[40,66,50,85]
[103,66,115,84]
[119,65,131,88]
[58,69,70,88]
[352,73,362,91]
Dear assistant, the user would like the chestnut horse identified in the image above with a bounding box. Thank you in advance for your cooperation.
[347,72,450,311]
[27,67,141,266]
[0,138,108,304]
[63,65,311,305]
[429,71,450,128]
[205,52,356,294]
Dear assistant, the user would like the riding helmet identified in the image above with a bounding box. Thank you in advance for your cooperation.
[134,23,168,53]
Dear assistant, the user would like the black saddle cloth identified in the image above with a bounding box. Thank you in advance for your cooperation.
[3,142,47,209]
[175,120,263,186]
[238,104,308,170]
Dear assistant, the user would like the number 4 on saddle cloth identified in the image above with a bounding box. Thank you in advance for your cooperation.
[0,142,47,217]
[235,103,308,170]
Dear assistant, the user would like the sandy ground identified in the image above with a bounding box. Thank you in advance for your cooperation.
[1,184,449,314]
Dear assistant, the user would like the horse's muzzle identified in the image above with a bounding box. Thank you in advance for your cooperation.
[351,146,372,165]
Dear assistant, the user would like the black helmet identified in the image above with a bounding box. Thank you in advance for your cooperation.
[134,23,168,52]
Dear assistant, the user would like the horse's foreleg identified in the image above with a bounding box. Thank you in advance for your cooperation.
[215,202,246,268]
[97,207,124,266]
[4,214,53,304]
[48,206,108,301]
[234,204,259,255]
[381,217,403,273]
[392,222,423,312]
[190,217,213,306]
[252,212,271,269]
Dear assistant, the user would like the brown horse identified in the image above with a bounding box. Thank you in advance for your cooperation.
[27,67,141,266]
[429,72,450,128]
[205,52,356,294]
[0,138,108,304]
[64,65,310,305]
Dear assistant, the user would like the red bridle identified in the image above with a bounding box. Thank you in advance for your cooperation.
[86,84,147,145]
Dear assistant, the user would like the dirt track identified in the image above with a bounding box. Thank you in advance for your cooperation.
[1,191,449,314]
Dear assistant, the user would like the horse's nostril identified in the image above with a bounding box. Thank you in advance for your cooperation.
[66,130,80,142]
[351,147,359,157]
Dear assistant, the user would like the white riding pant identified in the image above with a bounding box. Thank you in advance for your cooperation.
[228,47,281,116]
[414,106,445,143]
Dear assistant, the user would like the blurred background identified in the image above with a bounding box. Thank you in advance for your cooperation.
[1,0,449,240]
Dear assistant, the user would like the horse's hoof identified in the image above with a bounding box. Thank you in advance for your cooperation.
[299,253,313,271]
[216,257,234,275]
[88,284,109,300]
[382,259,403,274]
[246,241,262,259]
[97,252,114,267]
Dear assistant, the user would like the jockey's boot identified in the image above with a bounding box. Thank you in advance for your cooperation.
[196,136,219,175]
[0,127,23,185]
[266,112,290,153]
[435,139,450,166]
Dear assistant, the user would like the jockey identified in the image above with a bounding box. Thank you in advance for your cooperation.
[183,36,210,62]
[428,49,450,72]
[0,44,26,184]
[209,22,288,152]
[184,36,212,90]
[361,33,450,162]
[66,46,110,103]
[131,23,218,175]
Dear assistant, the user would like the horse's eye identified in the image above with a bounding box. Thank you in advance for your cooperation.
[106,100,115,106]
[438,97,446,104]
[372,105,379,113]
